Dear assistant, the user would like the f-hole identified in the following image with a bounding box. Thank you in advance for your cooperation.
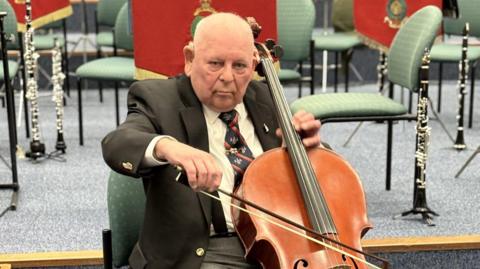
[342,254,358,269]
[293,259,309,268]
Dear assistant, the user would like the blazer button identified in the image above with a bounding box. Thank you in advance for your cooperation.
[196,247,205,257]
[122,162,133,171]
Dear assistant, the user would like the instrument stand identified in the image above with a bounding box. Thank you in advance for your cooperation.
[396,193,439,226]
[455,145,479,178]
[0,12,20,218]
[46,139,67,162]
[67,0,96,65]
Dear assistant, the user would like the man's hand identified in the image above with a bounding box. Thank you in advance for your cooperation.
[154,139,222,192]
[276,110,321,148]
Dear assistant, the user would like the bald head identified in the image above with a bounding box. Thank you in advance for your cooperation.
[193,13,255,52]
[183,12,259,112]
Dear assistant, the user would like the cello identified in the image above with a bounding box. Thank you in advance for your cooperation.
[218,19,388,269]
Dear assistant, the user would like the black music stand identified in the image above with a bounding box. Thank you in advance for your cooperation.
[455,146,479,178]
[0,12,20,218]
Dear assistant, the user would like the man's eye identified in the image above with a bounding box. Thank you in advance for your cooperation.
[209,61,223,67]
[233,63,247,70]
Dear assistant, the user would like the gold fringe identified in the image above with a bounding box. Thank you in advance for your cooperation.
[17,6,73,32]
[355,31,389,53]
[135,67,168,80]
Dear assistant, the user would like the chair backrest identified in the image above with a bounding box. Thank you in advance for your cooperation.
[0,0,18,48]
[387,6,442,91]
[443,0,480,37]
[277,0,315,61]
[107,170,146,267]
[114,2,133,51]
[97,0,128,27]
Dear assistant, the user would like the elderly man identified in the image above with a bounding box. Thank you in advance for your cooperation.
[102,12,321,269]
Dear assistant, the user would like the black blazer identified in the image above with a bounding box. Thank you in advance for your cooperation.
[102,75,281,269]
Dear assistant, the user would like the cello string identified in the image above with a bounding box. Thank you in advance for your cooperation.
[200,189,381,269]
[261,56,344,266]
[261,57,341,265]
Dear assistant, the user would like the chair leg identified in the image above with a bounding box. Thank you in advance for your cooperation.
[408,90,413,115]
[62,19,70,97]
[102,229,113,269]
[437,62,443,112]
[334,52,338,93]
[18,32,30,138]
[99,82,104,103]
[468,61,476,128]
[386,120,393,191]
[23,82,30,138]
[298,61,303,98]
[77,78,84,146]
[115,82,120,126]
[309,39,315,95]
[345,51,350,93]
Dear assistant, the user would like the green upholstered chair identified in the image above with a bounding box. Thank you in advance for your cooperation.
[0,7,20,203]
[103,170,145,268]
[291,6,443,190]
[430,0,480,128]
[75,2,135,145]
[0,0,31,138]
[277,0,315,97]
[313,0,362,93]
[95,0,128,58]
[0,0,19,94]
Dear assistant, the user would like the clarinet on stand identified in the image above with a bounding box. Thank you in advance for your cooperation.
[24,0,46,160]
[397,50,438,226]
[51,38,67,154]
[453,23,469,150]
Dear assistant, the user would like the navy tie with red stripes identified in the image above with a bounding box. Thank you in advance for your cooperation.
[219,110,254,187]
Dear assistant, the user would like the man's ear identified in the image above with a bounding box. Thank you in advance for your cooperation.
[183,42,194,76]
[251,49,259,71]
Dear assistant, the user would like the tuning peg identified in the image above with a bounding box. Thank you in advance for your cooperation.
[272,45,284,59]
[265,39,276,50]
[255,62,265,77]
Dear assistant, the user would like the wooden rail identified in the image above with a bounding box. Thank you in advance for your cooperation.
[1,235,479,268]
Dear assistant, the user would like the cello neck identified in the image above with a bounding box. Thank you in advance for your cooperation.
[257,49,337,235]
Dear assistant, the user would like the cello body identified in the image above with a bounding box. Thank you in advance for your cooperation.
[232,147,372,269]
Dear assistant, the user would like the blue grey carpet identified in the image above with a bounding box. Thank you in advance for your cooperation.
[0,80,478,254]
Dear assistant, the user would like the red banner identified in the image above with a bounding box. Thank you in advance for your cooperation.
[133,0,277,79]
[8,0,72,32]
[354,0,442,51]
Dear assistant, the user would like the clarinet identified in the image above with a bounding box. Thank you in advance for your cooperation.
[453,23,469,150]
[51,38,67,153]
[407,50,438,225]
[24,0,46,160]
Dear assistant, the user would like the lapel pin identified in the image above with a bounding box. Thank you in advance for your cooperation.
[263,123,269,133]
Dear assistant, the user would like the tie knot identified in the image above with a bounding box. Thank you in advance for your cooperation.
[219,110,238,125]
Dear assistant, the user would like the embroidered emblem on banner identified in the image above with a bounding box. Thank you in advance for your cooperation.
[191,0,217,35]
[384,0,407,29]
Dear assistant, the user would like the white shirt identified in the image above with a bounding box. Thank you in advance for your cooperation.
[143,102,264,231]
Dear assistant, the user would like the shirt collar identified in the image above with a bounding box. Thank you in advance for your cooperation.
[202,103,247,125]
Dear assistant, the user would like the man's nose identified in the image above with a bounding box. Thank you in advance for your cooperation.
[219,65,234,82]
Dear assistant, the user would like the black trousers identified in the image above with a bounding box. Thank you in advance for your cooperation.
[200,236,260,269]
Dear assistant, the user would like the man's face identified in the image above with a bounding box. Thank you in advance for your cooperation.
[184,32,257,112]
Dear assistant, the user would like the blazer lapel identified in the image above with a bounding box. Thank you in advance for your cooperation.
[176,75,212,226]
[244,87,280,151]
